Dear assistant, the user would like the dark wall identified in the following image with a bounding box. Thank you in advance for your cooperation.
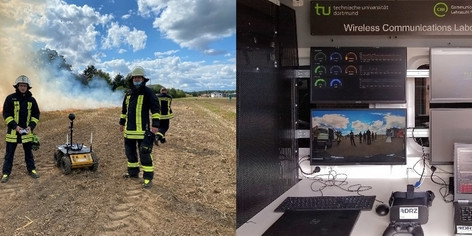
[236,0,298,228]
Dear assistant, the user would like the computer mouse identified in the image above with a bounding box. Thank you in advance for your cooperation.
[375,204,390,216]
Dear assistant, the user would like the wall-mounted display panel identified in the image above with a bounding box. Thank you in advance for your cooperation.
[430,47,472,103]
[430,109,472,165]
[310,47,407,103]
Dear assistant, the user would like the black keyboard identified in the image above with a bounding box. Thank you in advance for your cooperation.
[274,195,376,212]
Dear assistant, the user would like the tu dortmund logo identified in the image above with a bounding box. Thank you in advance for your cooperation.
[314,3,331,16]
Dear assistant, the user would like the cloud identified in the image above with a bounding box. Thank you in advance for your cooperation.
[1,0,235,95]
[138,0,235,52]
[97,55,235,91]
[32,0,145,69]
[30,0,113,70]
[136,0,167,17]
[102,22,147,52]
[384,113,406,129]
[351,120,371,134]
[154,50,179,57]
[204,49,228,56]
[312,114,350,130]
[122,14,131,20]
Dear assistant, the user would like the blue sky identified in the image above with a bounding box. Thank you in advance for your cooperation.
[311,109,406,135]
[0,0,235,96]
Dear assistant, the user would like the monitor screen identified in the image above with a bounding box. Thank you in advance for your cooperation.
[310,108,407,165]
[430,47,472,103]
[430,108,472,165]
[310,47,407,103]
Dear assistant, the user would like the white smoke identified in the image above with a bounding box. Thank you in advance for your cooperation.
[0,0,122,112]
[33,65,123,111]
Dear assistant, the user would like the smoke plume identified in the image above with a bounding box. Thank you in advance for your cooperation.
[0,0,122,112]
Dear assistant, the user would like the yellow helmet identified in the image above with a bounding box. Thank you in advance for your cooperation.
[14,75,32,88]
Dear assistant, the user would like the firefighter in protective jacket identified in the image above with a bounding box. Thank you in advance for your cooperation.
[119,66,160,188]
[1,75,40,183]
[155,87,174,144]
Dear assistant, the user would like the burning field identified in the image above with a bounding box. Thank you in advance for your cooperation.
[0,97,236,235]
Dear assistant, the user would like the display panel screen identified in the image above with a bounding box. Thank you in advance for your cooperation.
[430,109,472,165]
[454,143,472,197]
[310,47,407,103]
[310,108,406,165]
[430,47,472,103]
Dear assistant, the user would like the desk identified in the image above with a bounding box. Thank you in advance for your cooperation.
[237,178,454,236]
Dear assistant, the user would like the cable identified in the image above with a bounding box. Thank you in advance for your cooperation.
[411,127,453,203]
[297,155,320,176]
[430,166,454,203]
[410,127,427,188]
[308,168,372,197]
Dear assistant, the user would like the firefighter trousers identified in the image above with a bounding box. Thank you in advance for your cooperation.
[2,142,36,175]
[124,138,154,180]
[159,119,170,136]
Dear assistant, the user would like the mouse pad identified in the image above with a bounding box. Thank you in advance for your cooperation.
[262,210,361,236]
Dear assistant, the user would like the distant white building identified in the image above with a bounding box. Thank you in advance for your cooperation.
[211,92,223,98]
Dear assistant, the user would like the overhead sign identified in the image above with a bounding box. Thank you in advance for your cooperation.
[310,1,472,35]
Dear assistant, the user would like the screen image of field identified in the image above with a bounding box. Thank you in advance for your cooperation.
[310,109,406,165]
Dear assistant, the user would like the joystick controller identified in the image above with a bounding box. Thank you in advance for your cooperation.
[383,222,424,236]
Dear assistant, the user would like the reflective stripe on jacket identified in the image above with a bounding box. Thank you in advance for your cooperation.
[157,93,174,119]
[3,91,40,143]
[119,86,160,139]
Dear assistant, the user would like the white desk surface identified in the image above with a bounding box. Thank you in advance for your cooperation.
[237,178,454,236]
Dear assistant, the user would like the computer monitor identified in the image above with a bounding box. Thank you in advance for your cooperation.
[310,47,407,103]
[430,109,472,165]
[310,108,407,165]
[430,47,472,103]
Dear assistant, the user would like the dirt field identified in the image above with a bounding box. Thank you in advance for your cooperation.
[0,97,236,235]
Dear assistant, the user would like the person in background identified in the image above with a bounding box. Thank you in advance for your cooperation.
[350,130,356,146]
[1,75,40,183]
[119,66,161,188]
[155,87,174,144]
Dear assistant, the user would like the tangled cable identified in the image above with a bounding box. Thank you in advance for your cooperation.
[308,168,373,196]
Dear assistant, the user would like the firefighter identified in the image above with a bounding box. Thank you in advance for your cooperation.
[119,66,160,188]
[1,75,40,183]
[155,87,174,144]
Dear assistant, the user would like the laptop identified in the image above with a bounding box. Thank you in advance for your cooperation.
[262,210,360,236]
[453,143,472,235]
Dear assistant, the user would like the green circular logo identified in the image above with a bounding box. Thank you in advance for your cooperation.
[434,2,448,17]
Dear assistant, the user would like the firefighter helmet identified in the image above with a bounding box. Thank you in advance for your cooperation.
[131,66,145,77]
[130,66,149,82]
[14,75,32,88]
